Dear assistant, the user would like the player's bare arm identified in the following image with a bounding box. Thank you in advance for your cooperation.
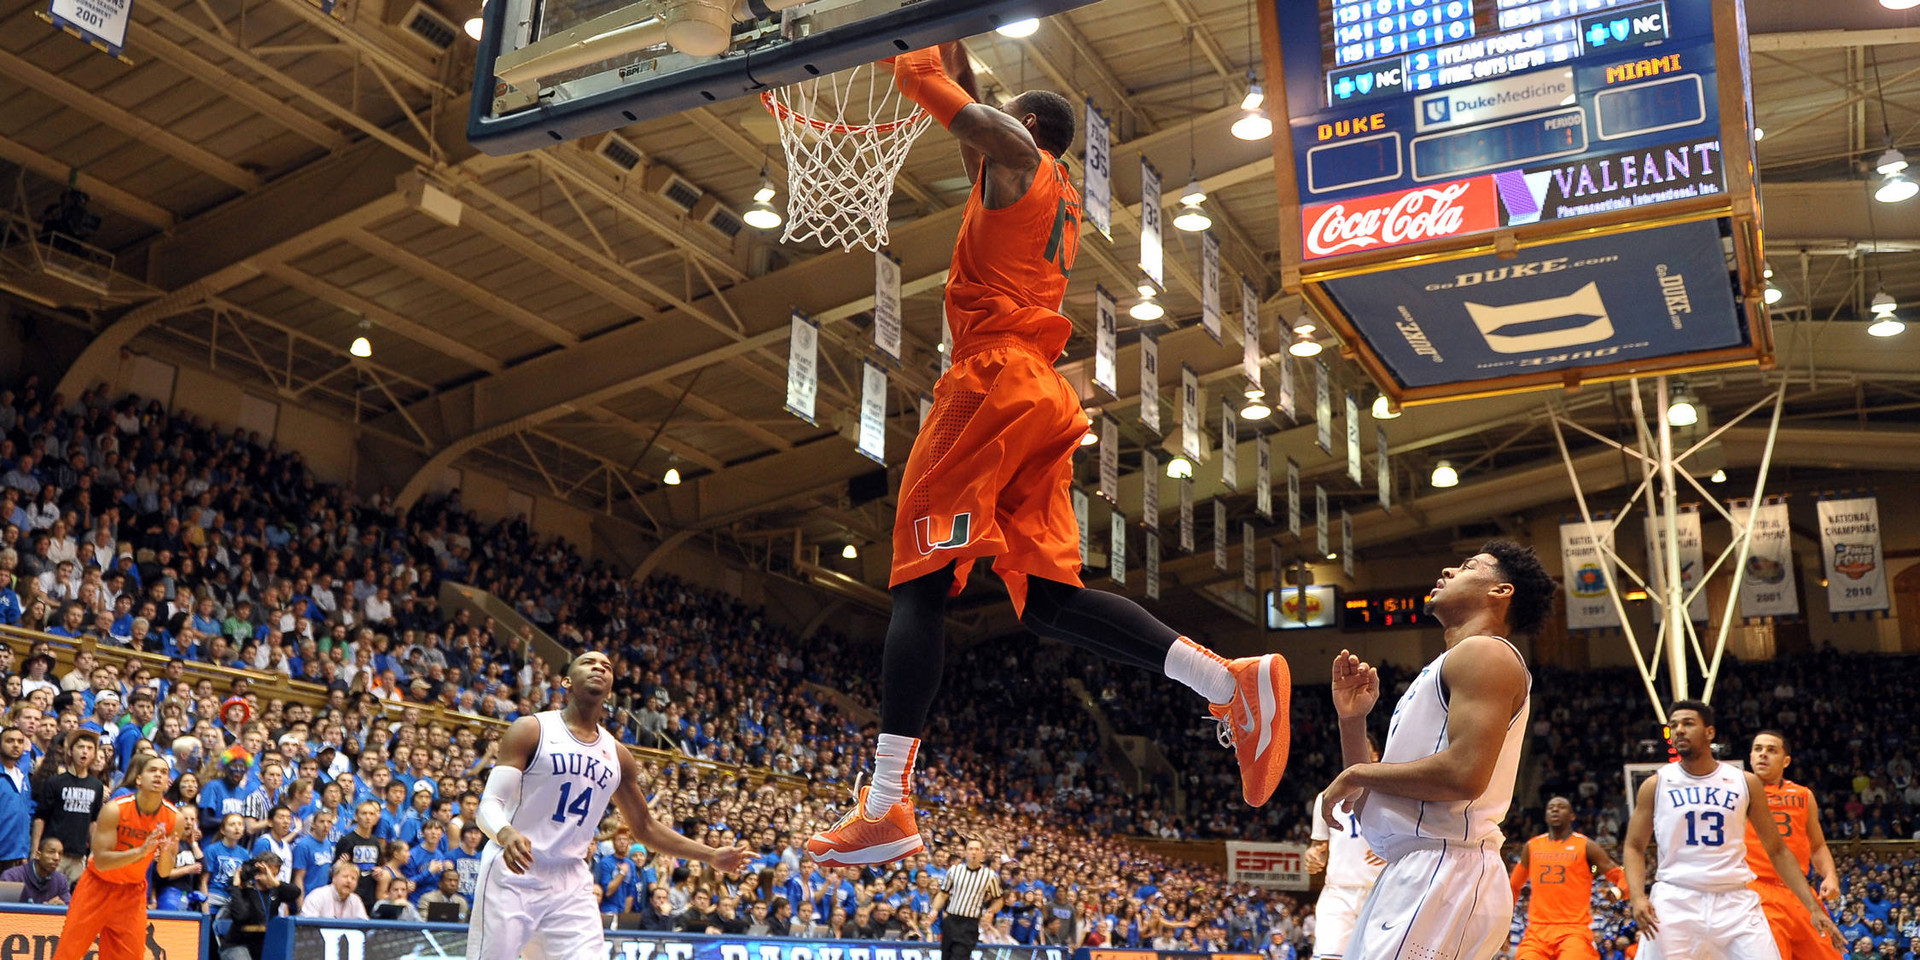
[1623,774,1660,936]
[893,45,1042,209]
[1745,771,1845,949]
[1323,637,1525,824]
[1585,836,1625,897]
[610,747,752,872]
[1305,839,1329,874]
[155,808,183,879]
[1330,650,1380,769]
[1806,791,1840,901]
[477,714,540,873]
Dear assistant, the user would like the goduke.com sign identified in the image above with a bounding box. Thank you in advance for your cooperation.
[290,923,1070,960]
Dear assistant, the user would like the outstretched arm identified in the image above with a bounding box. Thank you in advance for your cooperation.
[1585,836,1626,897]
[893,46,1041,184]
[610,748,751,870]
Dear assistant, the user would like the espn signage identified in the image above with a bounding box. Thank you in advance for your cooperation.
[1225,841,1310,890]
[1302,176,1499,259]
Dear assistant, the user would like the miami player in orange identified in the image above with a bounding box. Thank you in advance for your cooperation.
[1511,796,1626,960]
[806,41,1292,865]
[1744,730,1842,960]
[54,752,183,960]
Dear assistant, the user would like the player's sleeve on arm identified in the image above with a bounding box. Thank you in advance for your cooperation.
[1309,796,1329,842]
[477,765,521,843]
[1510,844,1530,898]
[891,50,974,128]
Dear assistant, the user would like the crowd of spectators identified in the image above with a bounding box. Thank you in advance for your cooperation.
[0,379,1319,957]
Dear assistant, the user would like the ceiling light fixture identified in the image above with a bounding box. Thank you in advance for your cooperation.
[841,543,860,559]
[1130,280,1164,322]
[1752,126,1764,141]
[1886,0,1920,9]
[1877,173,1918,203]
[1241,82,1264,111]
[1079,430,1099,447]
[662,467,682,486]
[1231,106,1273,141]
[1666,381,1700,427]
[349,318,373,358]
[1371,395,1401,420]
[1764,283,1784,305]
[1173,180,1212,232]
[996,17,1039,37]
[1241,393,1271,420]
[1868,315,1907,338]
[1287,329,1322,357]
[1877,147,1910,176]
[1710,469,1727,483]
[1872,288,1899,316]
[464,16,484,40]
[1430,460,1459,488]
[1166,456,1194,480]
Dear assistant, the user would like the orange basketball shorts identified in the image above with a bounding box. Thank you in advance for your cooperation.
[53,870,152,960]
[1516,923,1601,960]
[1752,880,1842,960]
[891,337,1088,615]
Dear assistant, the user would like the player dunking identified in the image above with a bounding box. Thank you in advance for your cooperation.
[806,43,1291,865]
[1320,541,1552,960]
[1510,796,1626,960]
[1623,701,1842,960]
[1306,740,1385,960]
[471,652,750,960]
[53,752,182,960]
[1742,730,1843,960]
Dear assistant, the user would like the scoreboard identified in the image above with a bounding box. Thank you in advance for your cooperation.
[1341,588,1439,630]
[1260,0,1771,406]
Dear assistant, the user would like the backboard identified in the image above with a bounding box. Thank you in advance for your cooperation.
[468,0,1105,155]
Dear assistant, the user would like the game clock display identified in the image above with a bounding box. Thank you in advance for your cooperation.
[1277,0,1730,259]
[1341,589,1439,631]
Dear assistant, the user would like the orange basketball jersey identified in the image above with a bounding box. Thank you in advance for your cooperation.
[1525,831,1596,925]
[88,795,177,884]
[944,151,1080,360]
[1745,778,1814,883]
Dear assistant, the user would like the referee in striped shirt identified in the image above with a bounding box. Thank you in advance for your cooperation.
[932,838,1003,960]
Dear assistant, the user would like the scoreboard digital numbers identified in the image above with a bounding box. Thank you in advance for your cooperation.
[1342,588,1438,630]
[1261,0,1771,406]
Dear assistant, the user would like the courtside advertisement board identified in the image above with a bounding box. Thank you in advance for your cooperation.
[275,920,1072,960]
[1225,841,1311,890]
[0,904,207,960]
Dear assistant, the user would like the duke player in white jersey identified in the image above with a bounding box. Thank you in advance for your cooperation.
[1307,740,1385,959]
[1622,701,1842,960]
[1321,540,1555,960]
[470,652,752,960]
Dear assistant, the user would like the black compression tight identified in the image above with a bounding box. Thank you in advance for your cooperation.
[880,567,1180,737]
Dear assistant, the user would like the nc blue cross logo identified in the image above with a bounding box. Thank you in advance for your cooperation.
[1356,72,1374,95]
[1333,76,1356,99]
[1587,22,1611,47]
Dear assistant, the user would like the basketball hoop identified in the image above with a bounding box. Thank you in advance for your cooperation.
[762,62,935,252]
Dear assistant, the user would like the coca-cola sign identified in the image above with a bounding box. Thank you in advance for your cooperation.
[1302,177,1499,260]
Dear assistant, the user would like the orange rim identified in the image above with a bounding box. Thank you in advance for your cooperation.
[760,90,927,136]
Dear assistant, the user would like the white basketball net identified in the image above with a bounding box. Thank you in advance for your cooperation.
[762,63,935,252]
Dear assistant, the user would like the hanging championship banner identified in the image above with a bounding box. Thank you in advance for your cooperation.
[939,303,953,375]
[1074,488,1091,567]
[1315,485,1329,558]
[1110,510,1128,586]
[1179,477,1195,553]
[49,0,132,58]
[1145,530,1161,600]
[785,310,818,425]
[1242,278,1262,385]
[1098,416,1119,502]
[1736,500,1799,621]
[1559,520,1620,630]
[1315,359,1333,455]
[1201,232,1223,343]
[1140,158,1163,288]
[1817,495,1889,614]
[1094,285,1118,397]
[1243,522,1258,594]
[1256,436,1273,520]
[1286,458,1302,538]
[1181,365,1201,461]
[1345,392,1362,485]
[857,361,887,464]
[1213,500,1229,573]
[919,394,934,432]
[1142,450,1160,528]
[1645,506,1709,623]
[873,251,902,363]
[1140,332,1162,434]
[1084,102,1112,241]
[1279,355,1297,423]
[1376,428,1391,513]
[1220,400,1239,490]
[1341,510,1354,579]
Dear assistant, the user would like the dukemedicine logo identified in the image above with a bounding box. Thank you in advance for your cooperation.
[1302,177,1499,259]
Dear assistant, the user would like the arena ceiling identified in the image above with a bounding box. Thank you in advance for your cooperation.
[4,0,1920,623]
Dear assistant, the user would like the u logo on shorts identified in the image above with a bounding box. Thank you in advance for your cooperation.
[913,513,972,555]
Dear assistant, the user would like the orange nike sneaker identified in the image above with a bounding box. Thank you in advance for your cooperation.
[1207,654,1293,807]
[805,785,926,866]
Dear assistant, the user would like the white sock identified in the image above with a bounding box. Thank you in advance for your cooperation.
[865,733,919,817]
[1165,636,1236,704]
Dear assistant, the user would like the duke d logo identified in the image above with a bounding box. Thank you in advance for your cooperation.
[913,513,973,555]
